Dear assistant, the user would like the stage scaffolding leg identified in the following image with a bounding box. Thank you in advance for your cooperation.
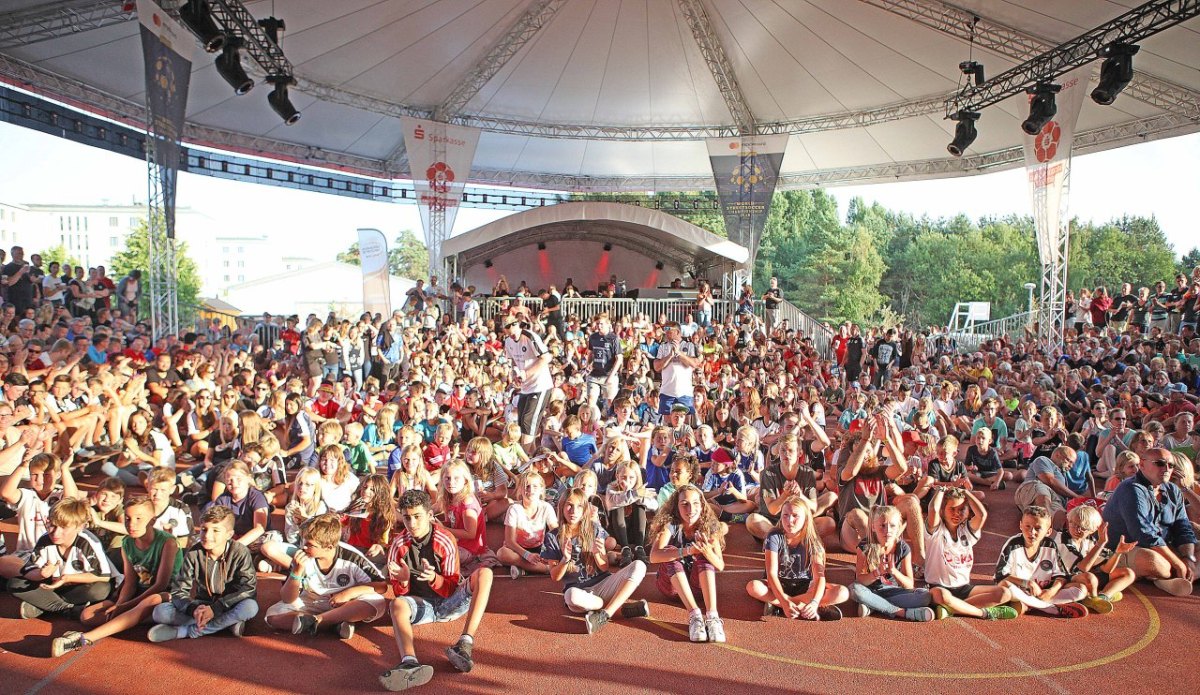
[1037,224,1070,353]
[146,136,178,340]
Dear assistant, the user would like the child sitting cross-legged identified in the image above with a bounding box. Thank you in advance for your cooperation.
[148,505,258,642]
[379,490,495,692]
[925,487,1016,620]
[1054,504,1138,614]
[746,495,848,622]
[51,496,182,656]
[994,505,1089,619]
[849,505,934,622]
[264,513,388,640]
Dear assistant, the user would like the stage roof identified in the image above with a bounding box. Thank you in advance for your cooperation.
[1,1,1197,191]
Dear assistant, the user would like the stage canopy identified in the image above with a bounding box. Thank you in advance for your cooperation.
[440,201,747,291]
[1,0,1197,192]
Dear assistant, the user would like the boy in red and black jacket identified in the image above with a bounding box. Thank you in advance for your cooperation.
[380,490,494,692]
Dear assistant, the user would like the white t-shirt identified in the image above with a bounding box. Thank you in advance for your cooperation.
[994,535,1067,588]
[504,500,558,550]
[154,501,193,540]
[15,487,60,553]
[657,341,698,398]
[923,521,980,588]
[504,329,553,394]
[321,473,360,513]
[21,529,122,586]
[295,542,384,598]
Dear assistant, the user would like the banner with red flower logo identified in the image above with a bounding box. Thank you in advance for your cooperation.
[400,117,480,275]
[1022,66,1091,267]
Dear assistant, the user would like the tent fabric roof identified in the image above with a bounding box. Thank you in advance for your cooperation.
[1,1,1197,191]
[440,201,748,269]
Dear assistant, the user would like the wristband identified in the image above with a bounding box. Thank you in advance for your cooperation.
[288,572,303,582]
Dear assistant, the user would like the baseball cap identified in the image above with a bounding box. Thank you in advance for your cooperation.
[1169,383,1188,393]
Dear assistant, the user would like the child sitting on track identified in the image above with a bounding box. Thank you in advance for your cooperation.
[649,484,727,642]
[497,470,557,578]
[850,505,933,621]
[994,505,1089,618]
[747,495,848,621]
[925,487,1017,620]
[1054,504,1137,613]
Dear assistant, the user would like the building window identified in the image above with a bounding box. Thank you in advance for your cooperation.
[109,217,118,227]
[237,246,244,253]
[222,246,229,253]
[223,260,229,267]
[129,217,137,227]
[111,236,119,247]
[224,275,230,282]
[238,275,244,281]
[237,261,244,267]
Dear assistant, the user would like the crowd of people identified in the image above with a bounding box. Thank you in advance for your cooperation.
[0,241,1197,691]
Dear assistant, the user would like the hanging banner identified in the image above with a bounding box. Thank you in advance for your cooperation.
[400,117,481,271]
[137,0,192,239]
[357,228,392,316]
[1023,66,1090,267]
[706,134,788,271]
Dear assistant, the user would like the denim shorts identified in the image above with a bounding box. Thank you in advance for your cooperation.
[400,581,473,626]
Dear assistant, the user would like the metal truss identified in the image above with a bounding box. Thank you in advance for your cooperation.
[161,0,294,80]
[944,0,1200,117]
[676,0,756,135]
[861,0,1200,118]
[1038,223,1071,352]
[0,0,132,49]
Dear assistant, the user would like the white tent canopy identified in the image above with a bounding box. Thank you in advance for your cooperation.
[1,1,1197,190]
[441,201,747,292]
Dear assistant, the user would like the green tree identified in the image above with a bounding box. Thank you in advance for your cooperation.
[109,218,203,310]
[337,230,429,279]
[1181,247,1200,274]
[37,244,81,269]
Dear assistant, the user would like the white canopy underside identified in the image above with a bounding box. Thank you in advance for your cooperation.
[1,0,1197,190]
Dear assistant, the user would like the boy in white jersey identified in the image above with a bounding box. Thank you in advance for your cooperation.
[502,319,552,453]
[925,487,1016,620]
[994,505,1089,618]
[0,452,81,579]
[265,513,388,640]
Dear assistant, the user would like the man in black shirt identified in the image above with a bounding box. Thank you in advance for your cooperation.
[762,276,783,329]
[843,325,865,385]
[1111,282,1137,332]
[540,287,565,340]
[586,313,622,411]
[1,246,35,316]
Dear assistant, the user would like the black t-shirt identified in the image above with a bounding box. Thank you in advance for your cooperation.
[1112,294,1137,322]
[145,367,181,387]
[758,462,817,522]
[543,294,562,322]
[764,288,782,309]
[964,445,1001,474]
[587,332,620,378]
[845,336,864,366]
[2,262,33,306]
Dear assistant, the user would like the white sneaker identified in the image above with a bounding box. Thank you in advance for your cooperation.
[257,559,273,573]
[704,614,726,643]
[1154,578,1194,596]
[687,612,708,642]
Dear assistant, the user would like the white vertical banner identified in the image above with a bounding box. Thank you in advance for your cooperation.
[357,228,391,316]
[1023,66,1090,267]
[400,117,480,274]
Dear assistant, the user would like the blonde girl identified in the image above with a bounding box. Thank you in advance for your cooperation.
[605,460,658,565]
[732,425,764,485]
[497,470,558,578]
[849,505,933,621]
[544,488,650,635]
[649,484,727,643]
[747,495,848,621]
[317,444,359,512]
[1103,451,1140,496]
[465,436,510,521]
[436,459,489,564]
[925,487,1016,620]
[239,410,264,448]
[389,443,436,499]
[494,421,530,473]
[572,468,605,524]
[259,467,326,571]
[365,404,400,459]
[641,425,674,490]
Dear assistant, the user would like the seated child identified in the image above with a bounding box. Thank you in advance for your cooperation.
[746,495,848,621]
[916,435,978,502]
[380,490,494,692]
[849,505,933,621]
[260,467,327,572]
[701,447,756,522]
[342,474,397,567]
[925,487,1017,620]
[51,496,182,655]
[543,488,650,635]
[422,423,455,478]
[0,452,81,579]
[9,497,121,620]
[436,460,494,574]
[265,513,388,639]
[205,461,270,552]
[148,505,258,641]
[145,467,193,546]
[1054,504,1137,613]
[344,422,375,477]
[964,428,1014,491]
[87,477,126,566]
[1102,451,1139,498]
[656,454,699,509]
[641,426,675,491]
[390,444,437,500]
[649,484,727,643]
[465,437,510,522]
[559,416,598,469]
[604,460,658,565]
[746,434,835,543]
[497,471,558,579]
[994,505,1089,618]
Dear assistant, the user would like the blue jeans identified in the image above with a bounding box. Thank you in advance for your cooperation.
[101,460,148,486]
[696,310,711,328]
[850,582,931,615]
[153,599,259,638]
[658,394,694,416]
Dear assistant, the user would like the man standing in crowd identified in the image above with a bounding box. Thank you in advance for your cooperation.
[762,276,783,329]
[654,320,701,415]
[115,269,142,318]
[504,316,552,453]
[2,246,35,316]
[586,313,622,412]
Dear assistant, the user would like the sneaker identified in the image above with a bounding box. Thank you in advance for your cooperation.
[934,604,952,620]
[815,605,843,622]
[379,662,435,692]
[230,620,246,638]
[983,605,1018,620]
[445,638,474,673]
[584,609,610,635]
[763,603,785,618]
[729,513,747,524]
[633,545,649,564]
[1154,577,1194,596]
[19,601,44,620]
[620,599,650,619]
[1104,591,1123,604]
[1080,595,1114,614]
[257,559,273,574]
[292,614,319,636]
[1054,602,1088,619]
[704,614,726,643]
[904,607,935,622]
[509,565,525,580]
[51,631,87,657]
[856,603,872,618]
[147,624,181,643]
[337,622,355,640]
[619,546,633,568]
[687,612,708,642]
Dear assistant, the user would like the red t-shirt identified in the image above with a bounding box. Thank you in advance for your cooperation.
[423,443,451,473]
[310,397,340,419]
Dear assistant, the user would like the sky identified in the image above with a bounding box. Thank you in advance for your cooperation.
[0,120,1196,260]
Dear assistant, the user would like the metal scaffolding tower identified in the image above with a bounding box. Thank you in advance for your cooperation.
[145,118,179,340]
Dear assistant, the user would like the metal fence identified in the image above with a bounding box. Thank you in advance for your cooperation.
[945,311,1033,351]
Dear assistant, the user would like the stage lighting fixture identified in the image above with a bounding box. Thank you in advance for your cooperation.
[537,242,547,251]
[178,1,226,53]
[959,60,985,86]
[215,39,254,95]
[1021,82,1060,136]
[655,261,665,270]
[603,243,612,252]
[267,77,301,125]
[484,260,493,268]
[1091,43,1139,106]
[946,110,980,157]
[258,17,286,45]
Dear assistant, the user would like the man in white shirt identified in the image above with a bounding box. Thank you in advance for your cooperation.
[503,318,552,452]
[653,321,701,416]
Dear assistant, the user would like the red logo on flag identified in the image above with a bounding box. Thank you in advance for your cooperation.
[1034,121,1061,163]
[414,126,425,140]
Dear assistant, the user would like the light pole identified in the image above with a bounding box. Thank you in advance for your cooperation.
[1024,282,1037,323]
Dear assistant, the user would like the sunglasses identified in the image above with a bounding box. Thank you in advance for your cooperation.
[1148,459,1171,469]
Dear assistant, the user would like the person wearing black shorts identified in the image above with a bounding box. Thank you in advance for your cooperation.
[503,319,552,452]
